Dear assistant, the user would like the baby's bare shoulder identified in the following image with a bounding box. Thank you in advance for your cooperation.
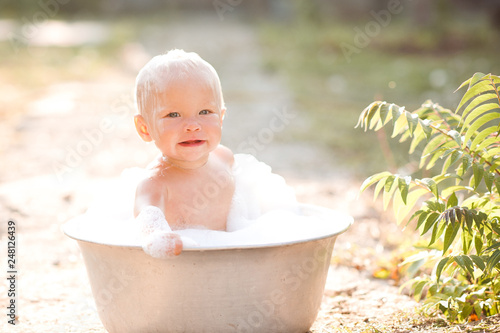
[134,174,167,216]
[136,176,160,195]
[214,144,234,167]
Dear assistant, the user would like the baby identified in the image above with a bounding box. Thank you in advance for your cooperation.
[133,49,235,258]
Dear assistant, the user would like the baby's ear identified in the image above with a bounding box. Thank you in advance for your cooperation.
[134,114,153,142]
[220,107,226,126]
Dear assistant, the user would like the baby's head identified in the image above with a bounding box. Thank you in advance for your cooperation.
[135,49,225,126]
[133,50,226,167]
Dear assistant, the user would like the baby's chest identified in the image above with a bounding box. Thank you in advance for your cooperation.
[166,182,235,230]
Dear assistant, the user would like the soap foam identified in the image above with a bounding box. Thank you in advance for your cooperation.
[143,230,183,258]
[66,154,350,250]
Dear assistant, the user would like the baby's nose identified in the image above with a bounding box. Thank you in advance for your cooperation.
[184,118,201,131]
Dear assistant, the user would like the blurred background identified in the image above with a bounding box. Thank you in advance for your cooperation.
[1,0,499,184]
[1,1,500,330]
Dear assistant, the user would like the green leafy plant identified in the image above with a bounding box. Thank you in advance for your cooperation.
[357,73,500,323]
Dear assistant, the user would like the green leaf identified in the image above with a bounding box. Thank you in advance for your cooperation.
[370,103,393,131]
[447,130,462,147]
[360,171,393,193]
[399,128,412,143]
[468,72,488,87]
[414,210,429,230]
[484,242,500,253]
[462,229,473,254]
[368,105,382,130]
[383,175,398,210]
[420,135,446,168]
[378,102,393,125]
[390,104,402,125]
[459,155,473,177]
[469,72,488,88]
[398,176,411,204]
[422,212,440,235]
[469,254,486,271]
[460,91,497,118]
[492,223,500,236]
[483,147,500,159]
[454,255,475,277]
[455,77,472,93]
[434,173,463,184]
[463,111,500,149]
[425,141,459,170]
[473,303,483,318]
[461,102,500,132]
[436,256,452,282]
[392,108,408,138]
[413,279,428,301]
[429,218,446,246]
[447,192,458,208]
[426,200,445,212]
[473,212,488,231]
[476,137,500,152]
[486,249,500,273]
[356,102,378,129]
[419,178,439,199]
[460,304,473,322]
[373,178,386,200]
[490,161,499,177]
[464,209,474,232]
[472,163,484,190]
[396,188,429,225]
[426,150,445,171]
[406,112,419,136]
[443,220,461,254]
[409,128,427,154]
[474,234,484,254]
[441,185,475,199]
[419,119,433,140]
[456,73,491,113]
[469,125,498,152]
[442,150,462,174]
[495,178,500,195]
[484,172,495,192]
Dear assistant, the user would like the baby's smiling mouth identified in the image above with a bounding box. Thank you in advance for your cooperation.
[179,140,205,147]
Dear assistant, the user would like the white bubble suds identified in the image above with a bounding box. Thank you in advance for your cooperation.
[64,154,353,252]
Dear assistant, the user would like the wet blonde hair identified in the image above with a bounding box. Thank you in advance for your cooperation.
[135,49,225,123]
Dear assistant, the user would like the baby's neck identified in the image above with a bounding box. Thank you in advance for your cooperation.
[161,155,208,171]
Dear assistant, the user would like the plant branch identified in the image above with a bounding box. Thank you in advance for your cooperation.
[425,116,500,177]
[489,75,500,110]
[431,103,453,132]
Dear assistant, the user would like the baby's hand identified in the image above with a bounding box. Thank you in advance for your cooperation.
[136,206,183,258]
[142,230,183,258]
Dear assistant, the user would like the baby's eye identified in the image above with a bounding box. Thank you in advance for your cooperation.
[199,110,212,115]
[165,112,180,118]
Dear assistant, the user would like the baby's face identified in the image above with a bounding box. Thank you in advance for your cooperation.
[145,74,225,168]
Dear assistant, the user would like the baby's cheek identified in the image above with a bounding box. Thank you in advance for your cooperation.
[206,123,222,142]
[155,120,166,133]
[148,119,169,141]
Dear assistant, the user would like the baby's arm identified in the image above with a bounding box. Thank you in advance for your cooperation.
[136,206,183,258]
[134,178,182,258]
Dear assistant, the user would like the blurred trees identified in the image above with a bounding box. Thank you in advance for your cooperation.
[1,0,499,28]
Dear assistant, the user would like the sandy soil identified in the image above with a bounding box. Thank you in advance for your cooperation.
[0,15,417,332]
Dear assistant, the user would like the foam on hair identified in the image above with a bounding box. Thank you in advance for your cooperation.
[135,49,225,122]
